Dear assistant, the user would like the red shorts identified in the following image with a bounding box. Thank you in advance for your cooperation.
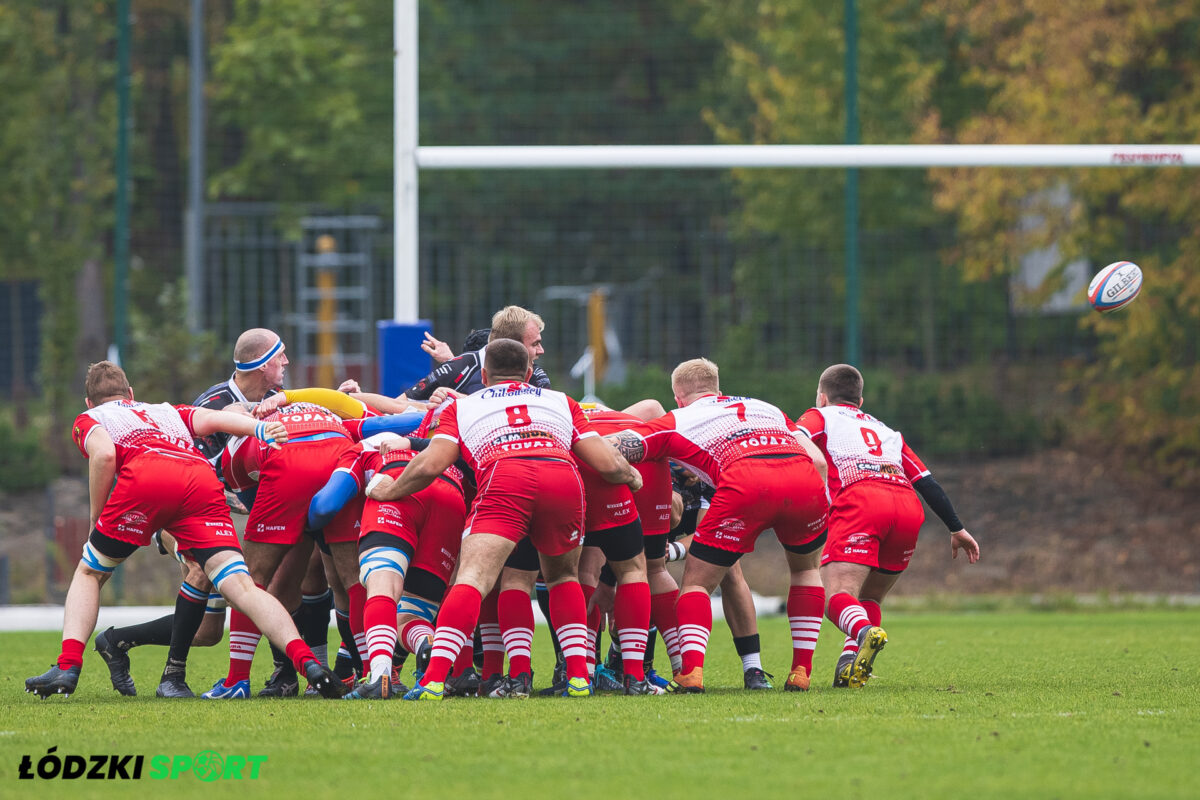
[97,453,240,552]
[821,480,925,572]
[324,494,364,545]
[632,460,672,536]
[467,458,585,556]
[695,456,829,554]
[361,477,467,584]
[245,436,355,545]
[580,465,637,533]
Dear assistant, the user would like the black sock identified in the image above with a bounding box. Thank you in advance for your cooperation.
[643,625,658,669]
[109,614,174,650]
[535,583,562,658]
[733,633,761,660]
[301,589,333,647]
[334,610,362,674]
[160,583,208,679]
[334,643,356,680]
[393,644,409,669]
[472,626,483,670]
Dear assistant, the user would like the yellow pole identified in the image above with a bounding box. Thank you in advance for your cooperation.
[316,234,337,388]
[587,289,608,384]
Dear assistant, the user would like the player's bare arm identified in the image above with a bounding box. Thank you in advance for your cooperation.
[190,407,287,449]
[83,427,117,529]
[368,437,458,501]
[344,391,420,415]
[793,432,828,482]
[606,430,646,464]
[573,435,643,491]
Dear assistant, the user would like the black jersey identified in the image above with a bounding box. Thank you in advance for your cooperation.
[402,347,551,401]
[191,376,279,468]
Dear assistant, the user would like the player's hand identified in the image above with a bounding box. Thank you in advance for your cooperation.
[951,529,980,564]
[366,474,396,501]
[421,332,455,364]
[377,437,411,457]
[338,379,362,393]
[626,469,644,493]
[427,387,464,407]
[225,491,249,515]
[254,420,288,450]
[253,393,287,418]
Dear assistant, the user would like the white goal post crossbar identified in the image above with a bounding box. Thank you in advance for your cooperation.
[416,144,1200,170]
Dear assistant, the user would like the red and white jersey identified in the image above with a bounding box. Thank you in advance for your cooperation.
[628,394,806,487]
[73,400,207,469]
[221,435,263,493]
[341,433,466,494]
[432,382,597,473]
[263,402,349,438]
[795,404,929,495]
[220,402,350,492]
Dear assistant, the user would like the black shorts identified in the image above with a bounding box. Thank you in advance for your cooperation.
[358,531,417,562]
[403,565,448,603]
[688,539,742,568]
[782,530,827,556]
[583,519,644,563]
[504,537,540,572]
[643,533,669,561]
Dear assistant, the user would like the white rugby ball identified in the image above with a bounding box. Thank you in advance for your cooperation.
[1088,261,1143,313]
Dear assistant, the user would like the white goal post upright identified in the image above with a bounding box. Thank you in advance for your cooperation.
[391,9,1198,323]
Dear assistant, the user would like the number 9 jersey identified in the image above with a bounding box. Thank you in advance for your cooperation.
[795,404,929,496]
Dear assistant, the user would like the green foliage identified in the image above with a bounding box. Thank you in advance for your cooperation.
[124,281,227,405]
[0,415,55,492]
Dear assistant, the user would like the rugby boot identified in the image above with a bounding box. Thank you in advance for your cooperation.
[444,666,481,698]
[503,672,533,699]
[832,652,856,688]
[25,665,81,698]
[562,676,593,698]
[155,676,195,698]
[305,660,348,698]
[744,667,774,690]
[783,666,810,692]
[537,657,568,697]
[202,678,250,699]
[849,626,887,688]
[257,664,299,698]
[645,667,671,690]
[624,674,667,695]
[404,680,445,701]
[343,674,392,700]
[592,664,624,693]
[479,673,508,699]
[413,639,432,679]
[94,627,136,697]
[668,667,704,694]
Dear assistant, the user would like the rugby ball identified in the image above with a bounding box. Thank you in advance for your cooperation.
[1087,261,1143,313]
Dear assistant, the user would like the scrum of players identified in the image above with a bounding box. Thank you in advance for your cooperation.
[25,304,979,701]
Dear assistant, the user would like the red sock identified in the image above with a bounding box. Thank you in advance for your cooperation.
[422,584,482,685]
[581,584,599,674]
[400,618,434,655]
[614,582,651,681]
[787,585,825,673]
[827,591,871,640]
[364,594,399,666]
[478,587,504,677]
[548,582,589,681]
[58,638,86,670]
[674,590,712,675]
[840,599,882,658]
[226,594,264,685]
[348,582,367,662]
[498,589,534,677]
[650,589,681,670]
[284,638,316,673]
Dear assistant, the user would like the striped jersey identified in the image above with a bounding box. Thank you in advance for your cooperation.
[73,400,207,468]
[795,404,929,495]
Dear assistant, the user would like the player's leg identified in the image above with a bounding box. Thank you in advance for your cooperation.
[200,547,342,698]
[576,544,607,684]
[672,548,732,693]
[155,555,215,698]
[406,532,514,700]
[782,541,825,692]
[822,560,884,688]
[347,537,413,699]
[644,536,681,681]
[495,566,537,697]
[328,540,368,690]
[26,531,135,698]
[595,523,657,694]
[720,563,771,690]
[259,537,313,697]
[299,547,333,666]
[207,539,290,696]
[537,546,595,697]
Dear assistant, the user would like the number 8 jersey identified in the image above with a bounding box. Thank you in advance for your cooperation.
[795,404,929,495]
[431,381,597,475]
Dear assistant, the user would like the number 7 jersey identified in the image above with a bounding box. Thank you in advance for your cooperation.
[795,404,929,495]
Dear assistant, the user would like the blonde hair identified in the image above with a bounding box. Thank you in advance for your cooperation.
[671,358,720,399]
[489,306,544,343]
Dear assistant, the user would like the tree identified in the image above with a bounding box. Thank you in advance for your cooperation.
[925,0,1200,484]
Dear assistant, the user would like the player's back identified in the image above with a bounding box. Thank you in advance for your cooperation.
[75,399,205,468]
[437,382,585,473]
[799,404,922,495]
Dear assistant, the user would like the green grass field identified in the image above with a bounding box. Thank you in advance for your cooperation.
[2,609,1198,799]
